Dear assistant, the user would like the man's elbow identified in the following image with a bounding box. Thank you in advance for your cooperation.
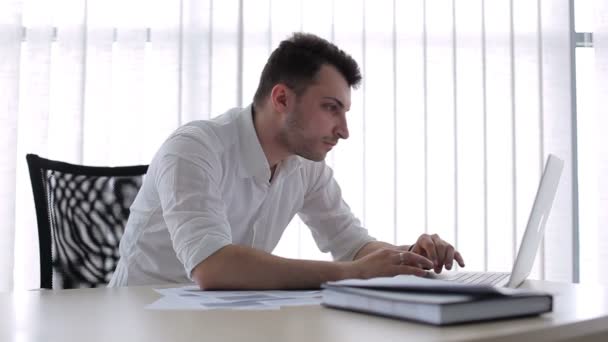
[190,247,233,290]
[191,260,220,290]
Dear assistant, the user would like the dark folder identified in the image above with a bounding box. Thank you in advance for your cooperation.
[321,275,553,325]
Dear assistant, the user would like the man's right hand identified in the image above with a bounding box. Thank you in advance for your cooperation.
[347,248,434,279]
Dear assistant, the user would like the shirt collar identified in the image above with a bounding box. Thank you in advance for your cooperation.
[236,104,301,182]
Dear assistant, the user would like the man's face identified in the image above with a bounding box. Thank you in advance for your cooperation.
[278,65,351,162]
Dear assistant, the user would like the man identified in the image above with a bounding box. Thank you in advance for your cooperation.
[109,33,464,289]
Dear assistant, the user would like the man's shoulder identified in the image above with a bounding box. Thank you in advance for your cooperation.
[167,109,242,151]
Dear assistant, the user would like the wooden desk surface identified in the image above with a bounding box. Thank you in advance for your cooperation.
[1,280,607,342]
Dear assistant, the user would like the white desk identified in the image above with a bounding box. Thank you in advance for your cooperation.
[1,280,607,342]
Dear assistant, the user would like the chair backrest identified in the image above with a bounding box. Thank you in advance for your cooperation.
[26,154,148,289]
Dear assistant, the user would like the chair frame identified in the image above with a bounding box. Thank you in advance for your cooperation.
[26,153,148,289]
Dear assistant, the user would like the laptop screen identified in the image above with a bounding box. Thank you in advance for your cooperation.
[507,154,564,288]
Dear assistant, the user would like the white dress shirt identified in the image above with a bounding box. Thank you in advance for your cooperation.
[109,105,375,286]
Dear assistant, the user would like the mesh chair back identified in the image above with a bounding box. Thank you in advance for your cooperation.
[26,154,148,289]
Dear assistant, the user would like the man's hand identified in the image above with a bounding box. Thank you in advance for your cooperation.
[348,248,434,279]
[408,234,465,273]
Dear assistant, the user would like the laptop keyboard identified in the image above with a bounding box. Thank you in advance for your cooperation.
[443,272,510,286]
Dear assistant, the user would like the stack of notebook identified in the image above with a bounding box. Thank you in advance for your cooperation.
[321,275,553,326]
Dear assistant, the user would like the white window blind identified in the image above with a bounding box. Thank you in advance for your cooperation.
[0,0,600,292]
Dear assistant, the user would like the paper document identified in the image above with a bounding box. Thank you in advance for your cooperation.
[146,285,322,311]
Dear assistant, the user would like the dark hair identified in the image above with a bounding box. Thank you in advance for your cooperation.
[253,32,362,106]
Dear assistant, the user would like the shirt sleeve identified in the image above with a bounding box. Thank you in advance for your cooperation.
[153,133,232,279]
[297,162,376,261]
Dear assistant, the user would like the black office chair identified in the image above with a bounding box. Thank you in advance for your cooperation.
[26,154,148,289]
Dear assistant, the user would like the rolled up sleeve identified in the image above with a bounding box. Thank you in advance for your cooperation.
[297,163,376,261]
[154,135,232,278]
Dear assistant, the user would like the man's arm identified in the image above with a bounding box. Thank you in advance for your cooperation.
[191,244,433,290]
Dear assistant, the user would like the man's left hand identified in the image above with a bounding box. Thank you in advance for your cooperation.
[407,234,465,274]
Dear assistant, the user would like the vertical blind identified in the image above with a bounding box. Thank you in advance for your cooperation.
[0,0,592,292]
[582,0,608,284]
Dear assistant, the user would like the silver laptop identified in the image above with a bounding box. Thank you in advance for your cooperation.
[428,154,564,288]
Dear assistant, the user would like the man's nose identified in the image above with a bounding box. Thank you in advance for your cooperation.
[335,114,349,140]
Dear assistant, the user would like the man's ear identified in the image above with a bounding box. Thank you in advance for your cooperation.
[270,84,294,114]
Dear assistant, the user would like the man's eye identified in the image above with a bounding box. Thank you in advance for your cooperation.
[324,104,337,111]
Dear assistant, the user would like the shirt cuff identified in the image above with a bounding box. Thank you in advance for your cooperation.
[333,231,377,262]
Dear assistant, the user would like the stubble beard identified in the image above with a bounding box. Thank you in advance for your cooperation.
[278,110,327,162]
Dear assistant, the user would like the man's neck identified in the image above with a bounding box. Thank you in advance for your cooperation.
[251,104,290,170]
